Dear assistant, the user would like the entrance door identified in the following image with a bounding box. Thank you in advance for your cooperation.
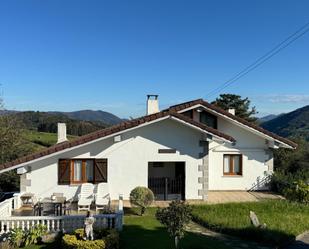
[175,162,185,200]
[148,162,185,200]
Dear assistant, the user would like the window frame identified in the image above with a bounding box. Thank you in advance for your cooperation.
[70,159,95,184]
[223,154,243,176]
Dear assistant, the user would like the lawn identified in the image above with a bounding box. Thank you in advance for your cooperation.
[23,130,77,148]
[23,208,230,249]
[191,200,309,247]
[120,208,229,249]
[22,200,309,248]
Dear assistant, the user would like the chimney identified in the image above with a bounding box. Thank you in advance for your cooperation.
[228,108,235,115]
[57,123,68,143]
[146,95,159,115]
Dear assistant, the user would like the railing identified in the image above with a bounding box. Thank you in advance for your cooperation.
[248,175,272,192]
[0,193,124,234]
[148,177,183,200]
[0,212,123,234]
[0,193,22,218]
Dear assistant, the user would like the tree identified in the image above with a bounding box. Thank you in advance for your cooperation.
[129,186,154,216]
[0,97,31,192]
[156,200,192,249]
[211,94,258,122]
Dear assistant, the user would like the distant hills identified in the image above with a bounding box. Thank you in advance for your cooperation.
[50,110,124,125]
[261,105,309,140]
[0,109,124,136]
[258,114,280,123]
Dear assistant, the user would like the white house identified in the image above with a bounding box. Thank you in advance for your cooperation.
[0,96,296,201]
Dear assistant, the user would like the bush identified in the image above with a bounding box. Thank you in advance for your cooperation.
[8,228,24,247]
[8,224,47,247]
[284,180,309,204]
[156,200,192,249]
[129,186,154,215]
[271,171,309,203]
[62,235,105,249]
[62,229,119,249]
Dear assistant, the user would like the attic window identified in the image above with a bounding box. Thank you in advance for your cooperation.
[199,111,217,129]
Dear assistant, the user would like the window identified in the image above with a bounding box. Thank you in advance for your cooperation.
[223,154,242,176]
[85,160,94,182]
[71,159,93,183]
[73,160,83,182]
[200,111,217,129]
[58,158,107,185]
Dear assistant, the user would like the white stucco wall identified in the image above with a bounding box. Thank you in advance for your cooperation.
[208,116,271,190]
[22,119,203,200]
[19,111,274,200]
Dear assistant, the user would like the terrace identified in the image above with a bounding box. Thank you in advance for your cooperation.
[0,192,123,235]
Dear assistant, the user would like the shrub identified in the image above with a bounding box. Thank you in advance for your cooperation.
[62,228,119,249]
[156,200,192,249]
[105,230,120,249]
[271,171,309,203]
[8,228,24,247]
[24,224,47,246]
[284,180,309,204]
[8,224,47,247]
[129,186,154,215]
[62,234,105,249]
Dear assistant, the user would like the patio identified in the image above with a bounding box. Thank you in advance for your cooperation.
[0,193,124,235]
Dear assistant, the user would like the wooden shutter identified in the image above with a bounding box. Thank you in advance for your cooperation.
[94,159,107,183]
[58,159,71,185]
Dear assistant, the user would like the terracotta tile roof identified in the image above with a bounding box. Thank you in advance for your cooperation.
[0,108,234,171]
[169,99,297,148]
[0,98,297,171]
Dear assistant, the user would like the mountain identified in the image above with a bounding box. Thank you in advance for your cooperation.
[1,109,124,126]
[261,105,309,140]
[258,114,279,123]
[52,110,123,125]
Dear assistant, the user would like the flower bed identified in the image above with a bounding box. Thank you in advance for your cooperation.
[62,228,119,249]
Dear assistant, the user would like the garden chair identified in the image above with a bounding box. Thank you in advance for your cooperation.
[78,183,94,212]
[95,183,111,213]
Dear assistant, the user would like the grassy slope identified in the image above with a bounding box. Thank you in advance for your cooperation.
[192,200,309,247]
[22,130,77,151]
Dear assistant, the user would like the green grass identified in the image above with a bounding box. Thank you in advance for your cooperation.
[121,208,229,249]
[23,208,230,249]
[192,200,309,247]
[23,130,77,150]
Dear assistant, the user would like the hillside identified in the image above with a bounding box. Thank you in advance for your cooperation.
[54,110,123,125]
[9,111,108,136]
[261,105,309,140]
[1,109,124,126]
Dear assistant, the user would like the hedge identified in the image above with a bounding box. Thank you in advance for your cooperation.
[62,228,119,249]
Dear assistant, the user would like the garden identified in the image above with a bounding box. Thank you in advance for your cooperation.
[1,186,308,249]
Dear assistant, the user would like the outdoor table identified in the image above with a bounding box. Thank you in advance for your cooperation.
[37,197,66,216]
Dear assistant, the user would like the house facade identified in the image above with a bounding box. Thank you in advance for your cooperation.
[0,97,296,201]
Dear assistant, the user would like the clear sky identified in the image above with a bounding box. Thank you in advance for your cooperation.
[0,0,308,118]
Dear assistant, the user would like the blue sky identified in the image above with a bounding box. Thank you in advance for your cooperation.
[0,0,308,118]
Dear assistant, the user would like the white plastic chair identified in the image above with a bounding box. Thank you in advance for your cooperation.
[95,183,110,213]
[78,183,94,212]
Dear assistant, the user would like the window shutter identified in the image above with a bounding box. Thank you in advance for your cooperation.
[94,159,107,183]
[58,159,71,185]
